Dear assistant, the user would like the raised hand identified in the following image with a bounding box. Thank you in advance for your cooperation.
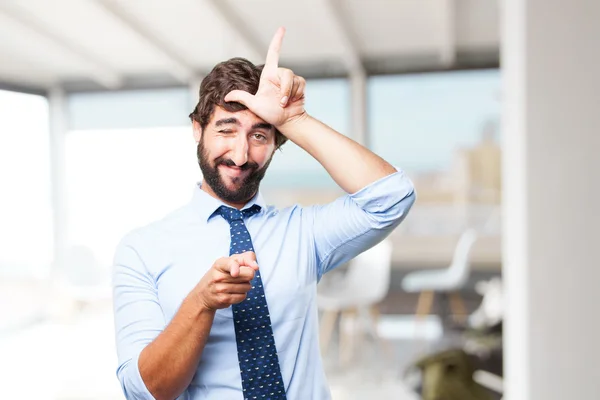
[224,27,307,128]
[195,251,259,311]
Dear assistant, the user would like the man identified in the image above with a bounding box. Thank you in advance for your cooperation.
[113,27,415,400]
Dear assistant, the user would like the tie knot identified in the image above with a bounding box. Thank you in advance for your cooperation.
[217,204,261,224]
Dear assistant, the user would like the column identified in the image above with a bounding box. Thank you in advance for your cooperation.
[502,1,600,399]
[349,68,368,147]
[48,87,68,278]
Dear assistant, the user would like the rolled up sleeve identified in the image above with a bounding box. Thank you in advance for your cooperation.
[307,167,416,279]
[112,232,164,400]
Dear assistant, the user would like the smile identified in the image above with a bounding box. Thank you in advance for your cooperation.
[219,164,250,179]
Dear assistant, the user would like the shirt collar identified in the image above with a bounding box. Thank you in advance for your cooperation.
[190,182,266,222]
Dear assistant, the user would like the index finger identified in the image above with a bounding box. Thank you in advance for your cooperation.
[264,26,286,73]
[214,257,241,277]
[231,252,259,271]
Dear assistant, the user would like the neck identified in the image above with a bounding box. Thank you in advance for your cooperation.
[200,181,252,210]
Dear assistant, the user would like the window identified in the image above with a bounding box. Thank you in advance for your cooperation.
[65,127,199,268]
[0,90,52,278]
[262,78,350,189]
[369,69,500,174]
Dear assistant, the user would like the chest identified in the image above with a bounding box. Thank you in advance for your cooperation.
[151,215,318,323]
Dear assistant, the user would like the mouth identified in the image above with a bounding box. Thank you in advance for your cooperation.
[219,164,251,180]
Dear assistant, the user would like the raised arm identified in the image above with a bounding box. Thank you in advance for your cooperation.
[224,27,397,193]
[279,114,397,193]
[224,27,415,277]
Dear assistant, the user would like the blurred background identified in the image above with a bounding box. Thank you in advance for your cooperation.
[1,1,597,399]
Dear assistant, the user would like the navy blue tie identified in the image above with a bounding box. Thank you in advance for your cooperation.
[216,205,286,400]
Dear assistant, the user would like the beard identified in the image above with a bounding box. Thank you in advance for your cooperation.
[197,138,272,204]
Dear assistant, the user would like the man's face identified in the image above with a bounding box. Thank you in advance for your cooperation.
[194,106,276,206]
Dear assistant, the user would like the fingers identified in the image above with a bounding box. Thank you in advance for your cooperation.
[224,90,255,107]
[278,68,295,107]
[216,282,252,295]
[214,290,250,307]
[202,255,259,310]
[213,257,241,277]
[213,273,254,306]
[277,71,305,106]
[230,251,259,270]
[237,266,256,282]
[290,76,299,102]
[229,294,249,305]
[290,76,305,103]
[214,253,258,280]
[258,27,306,110]
[214,257,250,278]
[264,26,285,74]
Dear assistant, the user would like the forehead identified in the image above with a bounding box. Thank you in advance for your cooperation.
[208,106,269,128]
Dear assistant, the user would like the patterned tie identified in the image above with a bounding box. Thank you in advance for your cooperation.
[216,205,287,400]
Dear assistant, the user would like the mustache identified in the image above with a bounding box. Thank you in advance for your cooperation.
[215,157,259,171]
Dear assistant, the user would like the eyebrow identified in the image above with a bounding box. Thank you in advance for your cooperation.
[252,122,273,131]
[214,117,240,127]
[214,118,272,132]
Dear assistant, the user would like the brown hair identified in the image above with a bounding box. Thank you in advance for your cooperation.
[189,57,287,149]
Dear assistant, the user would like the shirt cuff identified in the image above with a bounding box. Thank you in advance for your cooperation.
[119,354,157,400]
[349,166,415,212]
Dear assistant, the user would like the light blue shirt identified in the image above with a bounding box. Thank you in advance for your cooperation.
[112,168,415,399]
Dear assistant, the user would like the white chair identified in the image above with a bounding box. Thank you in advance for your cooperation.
[401,229,478,325]
[317,239,393,364]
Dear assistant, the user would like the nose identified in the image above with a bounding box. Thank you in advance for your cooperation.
[229,134,249,166]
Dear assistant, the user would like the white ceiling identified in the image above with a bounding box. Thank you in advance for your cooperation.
[0,0,499,93]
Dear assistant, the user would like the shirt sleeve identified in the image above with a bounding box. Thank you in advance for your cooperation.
[305,167,416,280]
[112,231,163,400]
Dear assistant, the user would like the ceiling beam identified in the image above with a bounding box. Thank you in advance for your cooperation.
[0,2,122,89]
[439,0,457,66]
[205,0,264,62]
[321,0,364,74]
[94,0,196,84]
[0,80,47,96]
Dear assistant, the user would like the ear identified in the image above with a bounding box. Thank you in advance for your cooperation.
[192,120,202,143]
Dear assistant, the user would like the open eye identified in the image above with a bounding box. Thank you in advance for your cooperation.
[252,133,268,142]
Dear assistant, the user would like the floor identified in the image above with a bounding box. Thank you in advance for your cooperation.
[0,303,447,400]
[0,304,123,400]
[0,271,496,399]
[323,315,445,400]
